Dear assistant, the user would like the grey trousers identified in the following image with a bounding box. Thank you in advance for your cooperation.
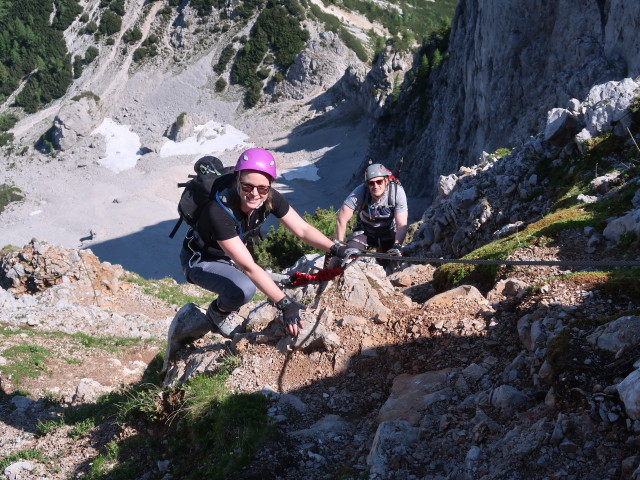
[179,248,256,312]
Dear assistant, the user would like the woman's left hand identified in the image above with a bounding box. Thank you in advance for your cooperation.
[276,296,307,336]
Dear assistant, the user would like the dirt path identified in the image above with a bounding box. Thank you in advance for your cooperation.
[308,0,389,37]
[97,0,163,103]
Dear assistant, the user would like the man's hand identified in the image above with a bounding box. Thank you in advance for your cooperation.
[276,296,307,336]
[387,242,403,256]
[329,243,361,260]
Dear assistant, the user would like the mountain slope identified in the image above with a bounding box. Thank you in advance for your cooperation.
[368,0,640,201]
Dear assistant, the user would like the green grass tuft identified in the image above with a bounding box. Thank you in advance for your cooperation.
[123,274,216,306]
[0,449,44,471]
[0,345,52,386]
[0,184,24,214]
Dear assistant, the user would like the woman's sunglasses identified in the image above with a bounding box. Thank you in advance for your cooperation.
[367,179,385,187]
[240,182,270,195]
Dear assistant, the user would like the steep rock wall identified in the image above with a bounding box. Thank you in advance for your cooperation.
[367,0,640,200]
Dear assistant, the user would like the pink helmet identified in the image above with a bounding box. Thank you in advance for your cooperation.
[234,148,277,180]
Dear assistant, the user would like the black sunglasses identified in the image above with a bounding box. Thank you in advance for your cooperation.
[367,179,385,187]
[240,181,270,195]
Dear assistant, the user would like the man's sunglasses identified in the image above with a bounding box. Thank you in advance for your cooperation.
[367,179,385,187]
[240,182,270,195]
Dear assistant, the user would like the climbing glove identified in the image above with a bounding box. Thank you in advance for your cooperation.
[329,243,361,260]
[387,242,403,256]
[276,295,307,327]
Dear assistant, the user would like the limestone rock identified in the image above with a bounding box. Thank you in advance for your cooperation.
[377,369,452,425]
[617,370,640,421]
[586,316,640,353]
[603,209,640,242]
[52,94,103,151]
[367,420,419,478]
[425,285,487,308]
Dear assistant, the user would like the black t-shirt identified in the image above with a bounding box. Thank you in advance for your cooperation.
[193,178,290,254]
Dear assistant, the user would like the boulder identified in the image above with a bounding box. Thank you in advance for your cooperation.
[617,369,640,421]
[603,209,640,242]
[367,420,419,478]
[377,369,452,425]
[586,316,640,353]
[544,108,581,145]
[51,94,103,151]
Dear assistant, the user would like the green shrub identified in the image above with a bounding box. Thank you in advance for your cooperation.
[144,33,159,45]
[52,0,83,30]
[170,370,274,478]
[73,55,83,78]
[0,184,23,213]
[231,0,308,106]
[244,81,262,107]
[84,46,99,63]
[0,132,13,146]
[133,47,148,62]
[110,0,125,16]
[14,56,73,113]
[190,0,219,16]
[85,20,98,34]
[253,207,337,271]
[215,77,227,92]
[0,0,78,112]
[213,44,235,74]
[99,9,121,35]
[235,0,264,19]
[339,29,367,62]
[176,112,187,130]
[0,114,19,132]
[123,27,143,44]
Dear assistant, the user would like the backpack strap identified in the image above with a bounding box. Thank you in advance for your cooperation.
[215,189,243,238]
[169,218,183,239]
[388,181,397,209]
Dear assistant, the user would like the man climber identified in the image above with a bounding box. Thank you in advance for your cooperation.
[333,163,409,258]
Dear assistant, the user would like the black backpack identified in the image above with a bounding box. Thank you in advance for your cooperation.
[168,156,235,238]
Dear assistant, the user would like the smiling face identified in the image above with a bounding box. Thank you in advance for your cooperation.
[366,176,388,199]
[237,170,272,212]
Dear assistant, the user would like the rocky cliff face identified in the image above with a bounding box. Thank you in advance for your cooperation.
[367,0,640,200]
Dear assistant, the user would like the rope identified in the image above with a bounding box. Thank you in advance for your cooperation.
[355,252,640,268]
[290,266,344,286]
[282,253,639,288]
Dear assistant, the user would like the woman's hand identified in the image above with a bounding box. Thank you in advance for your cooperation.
[276,296,307,336]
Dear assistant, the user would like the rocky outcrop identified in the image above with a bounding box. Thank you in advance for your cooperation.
[366,0,640,200]
[51,93,103,151]
[271,27,366,109]
[164,112,195,142]
[356,44,415,119]
[0,239,122,297]
[405,78,640,258]
[0,240,170,339]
